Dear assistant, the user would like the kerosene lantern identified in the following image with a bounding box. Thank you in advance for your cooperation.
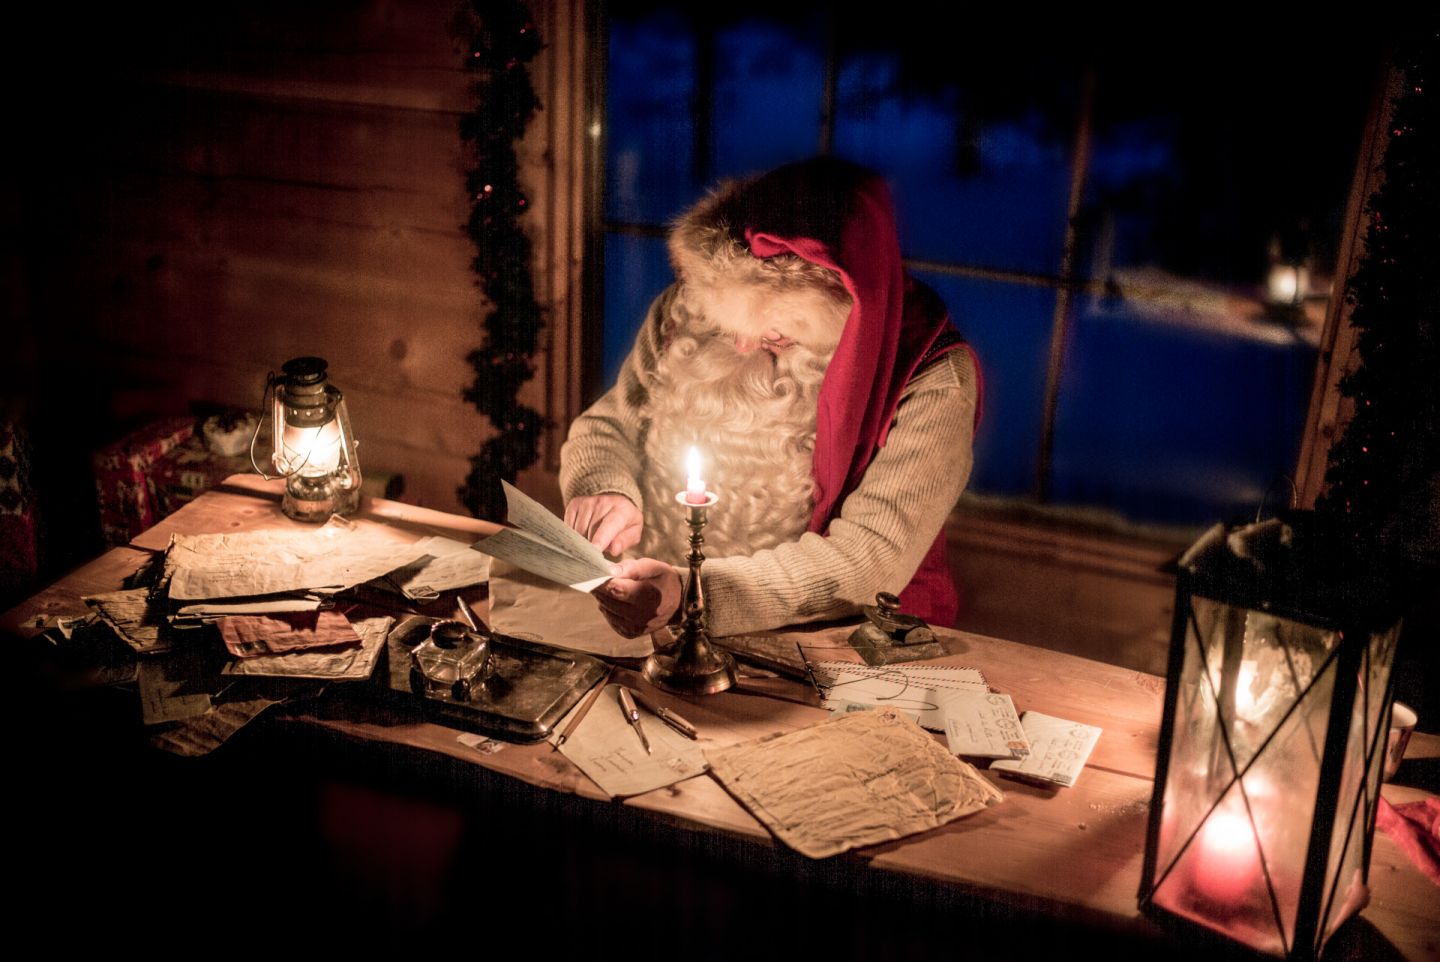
[252,356,362,521]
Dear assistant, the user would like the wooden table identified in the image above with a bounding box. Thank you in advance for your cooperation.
[6,475,1437,960]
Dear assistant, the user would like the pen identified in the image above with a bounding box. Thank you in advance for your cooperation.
[797,641,825,700]
[626,685,698,740]
[617,686,652,754]
[555,666,613,748]
[455,597,489,636]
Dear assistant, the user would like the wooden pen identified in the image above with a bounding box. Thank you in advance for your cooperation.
[555,665,614,748]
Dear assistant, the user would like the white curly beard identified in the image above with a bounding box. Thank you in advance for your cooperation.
[638,310,832,567]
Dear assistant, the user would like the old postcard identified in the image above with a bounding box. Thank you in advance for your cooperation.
[940,691,1030,759]
[989,711,1102,788]
[815,662,988,730]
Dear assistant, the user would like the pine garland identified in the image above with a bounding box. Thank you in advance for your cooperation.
[457,0,546,521]
[1317,33,1440,569]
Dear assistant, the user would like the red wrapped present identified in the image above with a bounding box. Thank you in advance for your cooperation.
[149,433,255,521]
[92,416,195,545]
[0,418,39,596]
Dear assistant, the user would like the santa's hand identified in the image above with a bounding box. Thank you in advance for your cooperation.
[564,494,643,557]
[593,558,681,638]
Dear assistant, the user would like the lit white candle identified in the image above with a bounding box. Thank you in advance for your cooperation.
[684,447,707,504]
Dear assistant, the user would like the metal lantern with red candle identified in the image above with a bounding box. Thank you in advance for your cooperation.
[1139,513,1405,959]
[252,357,363,522]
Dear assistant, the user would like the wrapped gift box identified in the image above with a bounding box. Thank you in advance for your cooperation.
[0,419,39,596]
[93,416,196,546]
[149,433,256,521]
[94,413,404,546]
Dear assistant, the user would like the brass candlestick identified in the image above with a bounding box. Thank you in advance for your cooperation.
[642,490,736,695]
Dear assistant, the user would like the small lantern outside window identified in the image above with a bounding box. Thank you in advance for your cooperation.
[252,357,362,522]
[1139,513,1404,959]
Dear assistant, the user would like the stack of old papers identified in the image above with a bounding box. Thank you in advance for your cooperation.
[82,516,487,717]
[71,515,492,756]
[159,522,383,677]
[706,708,1004,858]
[149,517,485,679]
[162,516,451,603]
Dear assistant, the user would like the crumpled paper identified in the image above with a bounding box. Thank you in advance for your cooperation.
[706,707,1003,859]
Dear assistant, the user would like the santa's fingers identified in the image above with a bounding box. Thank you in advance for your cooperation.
[592,512,642,558]
[565,499,594,539]
[612,558,675,581]
[596,577,655,607]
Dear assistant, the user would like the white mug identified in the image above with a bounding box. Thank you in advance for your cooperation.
[1384,701,1418,782]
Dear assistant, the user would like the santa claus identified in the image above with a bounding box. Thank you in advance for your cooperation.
[561,157,980,639]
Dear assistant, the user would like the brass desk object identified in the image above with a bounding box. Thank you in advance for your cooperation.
[846,592,944,666]
[642,491,736,695]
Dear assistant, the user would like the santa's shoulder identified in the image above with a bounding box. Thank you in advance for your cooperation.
[905,343,978,398]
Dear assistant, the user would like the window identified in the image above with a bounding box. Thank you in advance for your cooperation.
[600,5,1380,529]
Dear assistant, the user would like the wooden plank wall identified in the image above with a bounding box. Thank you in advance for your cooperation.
[6,1,552,532]
[946,507,1180,676]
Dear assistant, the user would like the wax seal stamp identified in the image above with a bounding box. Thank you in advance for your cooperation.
[845,592,945,666]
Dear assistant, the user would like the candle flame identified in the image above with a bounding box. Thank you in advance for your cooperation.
[1203,812,1253,853]
[686,447,702,485]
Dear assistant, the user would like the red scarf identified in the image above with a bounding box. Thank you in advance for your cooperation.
[742,159,978,626]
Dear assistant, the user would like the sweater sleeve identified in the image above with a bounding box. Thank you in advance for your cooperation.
[701,346,978,636]
[558,288,674,512]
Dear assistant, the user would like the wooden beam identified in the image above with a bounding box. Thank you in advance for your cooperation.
[1294,61,1402,508]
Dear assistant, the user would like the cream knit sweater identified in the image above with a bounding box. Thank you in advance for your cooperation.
[560,286,978,636]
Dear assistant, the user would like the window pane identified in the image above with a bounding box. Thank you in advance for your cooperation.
[912,272,1053,498]
[606,8,699,224]
[601,12,1381,530]
[602,232,673,390]
[1050,293,1317,525]
[834,51,1075,275]
[1076,42,1373,330]
[710,18,825,178]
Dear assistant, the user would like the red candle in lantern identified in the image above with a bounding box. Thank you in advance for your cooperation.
[1192,810,1261,905]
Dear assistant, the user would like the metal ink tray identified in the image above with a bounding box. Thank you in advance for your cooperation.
[384,615,606,744]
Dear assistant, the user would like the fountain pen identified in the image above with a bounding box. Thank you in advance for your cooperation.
[617,686,651,754]
[625,685,699,740]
